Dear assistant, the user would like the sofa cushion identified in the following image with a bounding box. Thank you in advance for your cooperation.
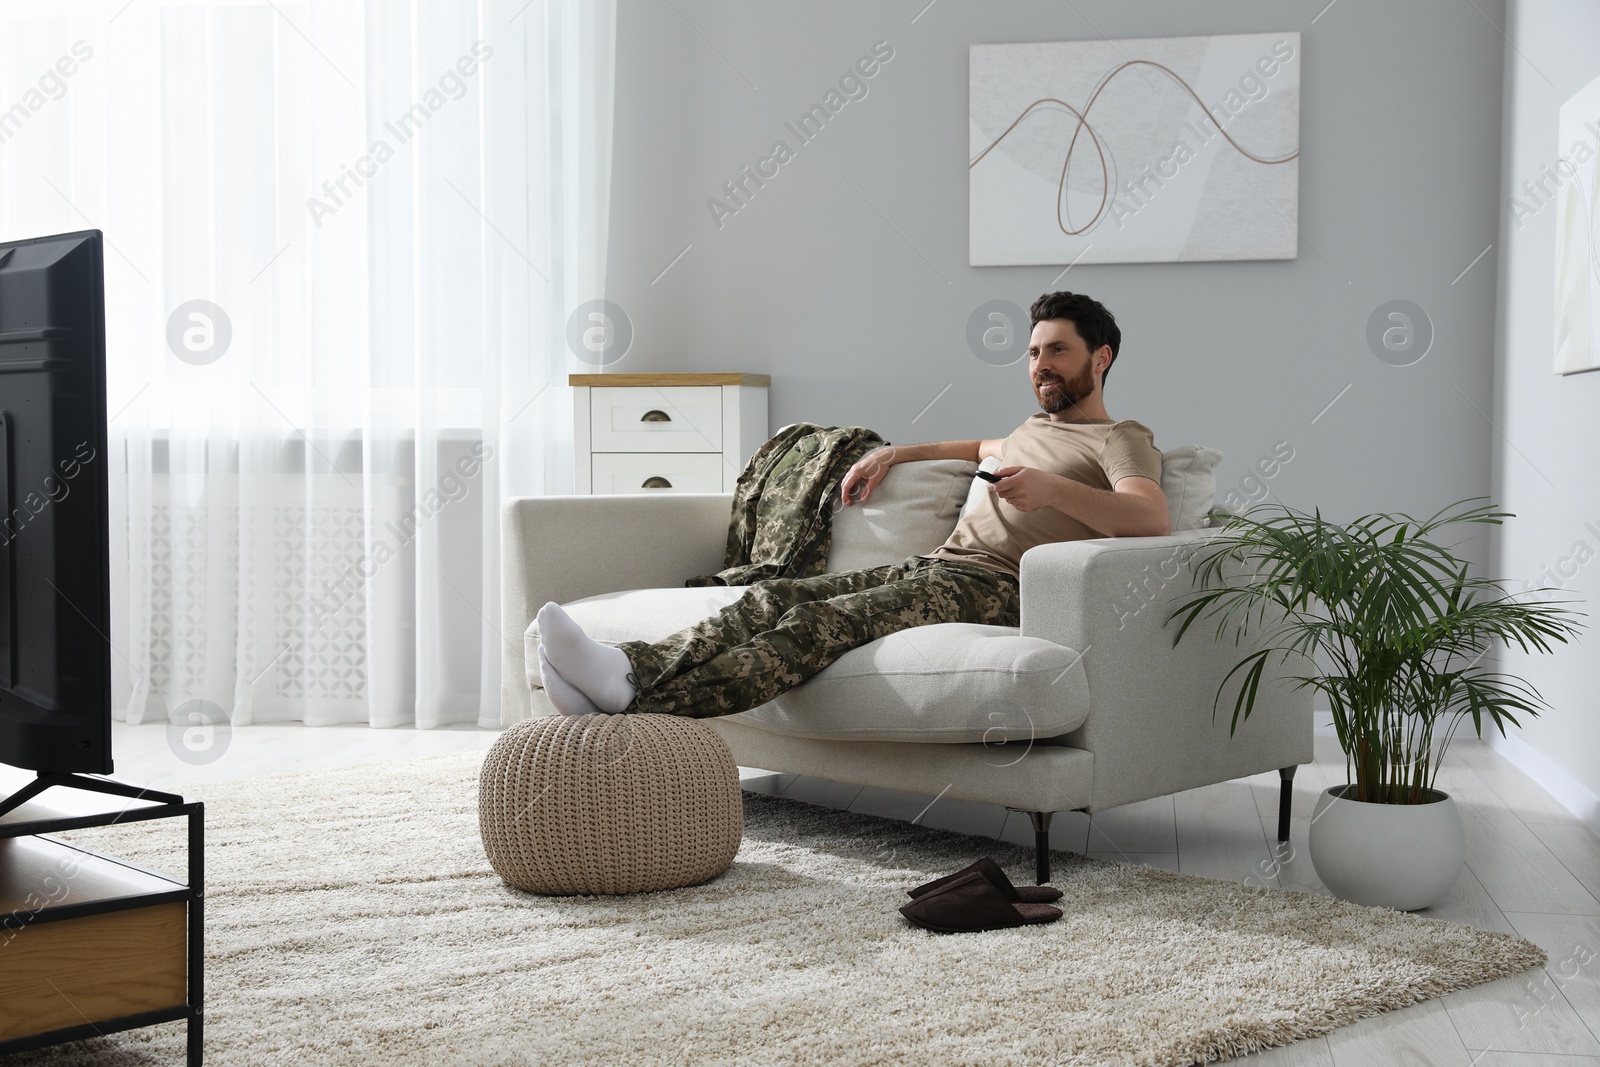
[525,587,1090,743]
[737,623,1089,743]
[826,458,974,573]
[524,586,749,689]
[823,446,1222,572]
[960,446,1223,533]
[1160,445,1224,532]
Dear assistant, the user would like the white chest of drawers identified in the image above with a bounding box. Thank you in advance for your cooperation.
[571,373,770,495]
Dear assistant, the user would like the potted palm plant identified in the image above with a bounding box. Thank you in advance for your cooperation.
[1170,497,1583,911]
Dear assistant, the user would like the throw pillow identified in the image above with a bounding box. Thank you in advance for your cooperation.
[958,446,1224,533]
[826,458,974,572]
[1161,445,1224,532]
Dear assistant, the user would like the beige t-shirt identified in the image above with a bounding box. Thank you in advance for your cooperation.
[922,415,1163,579]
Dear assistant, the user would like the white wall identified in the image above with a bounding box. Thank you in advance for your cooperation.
[607,0,1508,577]
[1489,0,1600,826]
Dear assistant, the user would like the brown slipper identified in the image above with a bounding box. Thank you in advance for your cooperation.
[907,857,1063,904]
[899,870,1063,933]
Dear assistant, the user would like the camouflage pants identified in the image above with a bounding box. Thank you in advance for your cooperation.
[615,556,1021,718]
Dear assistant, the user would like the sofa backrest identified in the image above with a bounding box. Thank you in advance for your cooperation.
[824,449,1226,574]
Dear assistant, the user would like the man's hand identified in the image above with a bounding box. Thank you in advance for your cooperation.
[988,466,1059,512]
[839,447,897,506]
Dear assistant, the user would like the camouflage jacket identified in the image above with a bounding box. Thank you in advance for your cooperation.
[686,422,887,587]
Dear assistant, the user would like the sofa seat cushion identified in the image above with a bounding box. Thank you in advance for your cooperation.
[525,586,751,664]
[525,588,1090,744]
[735,623,1090,743]
[525,586,755,694]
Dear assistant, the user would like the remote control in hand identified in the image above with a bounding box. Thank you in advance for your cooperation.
[975,469,1002,483]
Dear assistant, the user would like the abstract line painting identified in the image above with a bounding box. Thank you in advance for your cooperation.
[970,32,1301,266]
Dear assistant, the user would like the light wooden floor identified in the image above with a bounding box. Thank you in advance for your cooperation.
[106,721,1600,1064]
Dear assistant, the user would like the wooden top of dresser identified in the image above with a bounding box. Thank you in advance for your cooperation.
[568,373,770,387]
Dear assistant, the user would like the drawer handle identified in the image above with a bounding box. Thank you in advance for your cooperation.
[642,476,673,489]
[640,409,672,423]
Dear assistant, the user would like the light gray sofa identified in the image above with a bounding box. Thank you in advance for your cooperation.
[500,457,1313,882]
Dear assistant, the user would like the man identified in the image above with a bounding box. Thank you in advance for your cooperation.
[536,291,1167,718]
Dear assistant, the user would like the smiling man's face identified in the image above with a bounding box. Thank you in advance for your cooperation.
[1028,318,1105,415]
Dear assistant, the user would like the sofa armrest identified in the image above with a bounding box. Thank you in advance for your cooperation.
[1018,530,1312,811]
[499,493,732,724]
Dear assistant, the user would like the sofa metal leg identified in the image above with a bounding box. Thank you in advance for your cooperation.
[1278,766,1297,842]
[1027,811,1053,885]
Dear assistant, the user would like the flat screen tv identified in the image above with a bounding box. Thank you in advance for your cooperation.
[0,229,113,801]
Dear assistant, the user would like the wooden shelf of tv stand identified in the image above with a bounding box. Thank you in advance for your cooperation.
[0,771,204,1065]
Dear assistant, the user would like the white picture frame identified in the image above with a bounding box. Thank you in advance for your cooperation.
[969,32,1302,266]
[1555,72,1600,376]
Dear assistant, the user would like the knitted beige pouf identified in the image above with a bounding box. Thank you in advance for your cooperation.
[478,713,744,895]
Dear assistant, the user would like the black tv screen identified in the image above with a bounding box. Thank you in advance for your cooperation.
[0,229,111,776]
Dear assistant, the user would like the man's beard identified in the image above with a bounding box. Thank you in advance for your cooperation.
[1033,364,1095,414]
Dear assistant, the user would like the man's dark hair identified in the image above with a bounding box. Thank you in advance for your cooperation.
[1029,291,1121,386]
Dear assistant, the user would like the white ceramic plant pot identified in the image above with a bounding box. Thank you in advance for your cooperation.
[1308,786,1465,911]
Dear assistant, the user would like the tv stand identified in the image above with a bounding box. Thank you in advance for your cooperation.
[0,771,185,820]
[0,769,203,1065]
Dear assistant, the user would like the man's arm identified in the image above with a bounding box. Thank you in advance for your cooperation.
[990,469,1170,536]
[840,439,1005,505]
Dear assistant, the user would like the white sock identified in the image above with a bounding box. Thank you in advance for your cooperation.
[537,602,638,714]
[538,646,604,717]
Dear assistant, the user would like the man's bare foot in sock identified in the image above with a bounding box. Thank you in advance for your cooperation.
[537,602,638,713]
[538,646,604,716]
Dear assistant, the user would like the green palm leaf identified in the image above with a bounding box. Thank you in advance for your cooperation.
[1167,497,1585,802]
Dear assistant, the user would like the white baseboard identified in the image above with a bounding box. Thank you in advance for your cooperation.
[1312,709,1600,836]
[1485,731,1600,837]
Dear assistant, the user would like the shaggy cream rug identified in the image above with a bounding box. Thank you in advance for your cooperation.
[9,752,1543,1067]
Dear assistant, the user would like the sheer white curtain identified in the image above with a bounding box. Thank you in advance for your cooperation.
[0,0,613,729]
